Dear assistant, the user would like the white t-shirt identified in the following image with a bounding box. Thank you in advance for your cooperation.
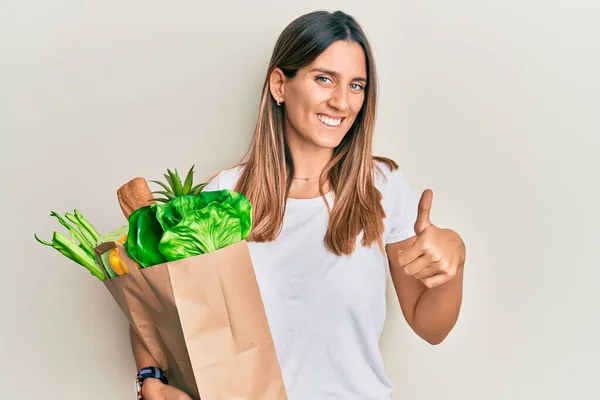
[203,161,419,400]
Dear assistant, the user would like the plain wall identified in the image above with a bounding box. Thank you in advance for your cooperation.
[1,0,598,399]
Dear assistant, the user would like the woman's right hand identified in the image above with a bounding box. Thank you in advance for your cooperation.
[141,378,193,400]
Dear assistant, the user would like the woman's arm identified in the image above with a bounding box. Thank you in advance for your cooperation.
[385,186,466,344]
[129,326,165,398]
[129,327,192,399]
[129,325,160,369]
[387,236,464,345]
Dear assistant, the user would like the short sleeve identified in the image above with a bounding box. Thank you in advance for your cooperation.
[202,170,221,192]
[201,166,242,192]
[384,167,419,244]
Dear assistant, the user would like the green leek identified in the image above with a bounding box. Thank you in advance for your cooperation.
[35,210,112,281]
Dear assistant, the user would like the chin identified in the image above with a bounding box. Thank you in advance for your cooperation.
[315,129,350,149]
[307,122,348,147]
[313,137,344,149]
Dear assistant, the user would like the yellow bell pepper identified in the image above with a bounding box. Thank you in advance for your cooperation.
[108,248,129,275]
[108,234,130,276]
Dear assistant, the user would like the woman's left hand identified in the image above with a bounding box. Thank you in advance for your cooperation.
[396,189,466,289]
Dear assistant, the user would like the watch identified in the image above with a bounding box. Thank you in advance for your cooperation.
[135,366,168,399]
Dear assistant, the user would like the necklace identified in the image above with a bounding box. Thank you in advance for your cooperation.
[293,175,320,181]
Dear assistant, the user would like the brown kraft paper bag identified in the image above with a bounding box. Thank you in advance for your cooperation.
[94,240,288,400]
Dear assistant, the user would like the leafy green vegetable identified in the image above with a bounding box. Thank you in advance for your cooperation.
[158,202,243,260]
[197,190,252,238]
[153,189,252,235]
[154,195,205,231]
[125,205,167,268]
[124,188,252,267]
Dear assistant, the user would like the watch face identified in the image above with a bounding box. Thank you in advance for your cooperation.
[135,377,142,399]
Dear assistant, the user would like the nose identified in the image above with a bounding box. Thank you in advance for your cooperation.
[328,85,350,112]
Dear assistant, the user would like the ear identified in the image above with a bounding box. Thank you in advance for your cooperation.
[269,68,286,104]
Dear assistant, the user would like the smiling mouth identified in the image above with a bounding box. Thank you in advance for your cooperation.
[317,113,345,128]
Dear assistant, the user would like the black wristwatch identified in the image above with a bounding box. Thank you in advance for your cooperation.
[135,366,168,399]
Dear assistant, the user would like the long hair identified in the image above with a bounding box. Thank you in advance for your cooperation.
[234,10,397,255]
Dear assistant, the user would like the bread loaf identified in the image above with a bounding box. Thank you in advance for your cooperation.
[116,177,155,219]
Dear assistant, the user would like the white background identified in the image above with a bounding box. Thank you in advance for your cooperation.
[1,1,598,399]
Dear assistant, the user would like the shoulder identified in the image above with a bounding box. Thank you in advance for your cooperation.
[373,157,419,244]
[202,164,245,191]
[373,156,418,219]
[373,156,411,196]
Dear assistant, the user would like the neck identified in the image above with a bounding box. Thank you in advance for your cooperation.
[286,140,333,180]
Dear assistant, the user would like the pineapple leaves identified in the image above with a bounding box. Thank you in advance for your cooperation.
[191,183,207,196]
[152,191,176,200]
[150,164,208,202]
[149,180,173,194]
[163,173,174,188]
[167,168,183,196]
[182,164,195,194]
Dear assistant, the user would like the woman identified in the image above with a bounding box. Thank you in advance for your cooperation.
[134,9,466,400]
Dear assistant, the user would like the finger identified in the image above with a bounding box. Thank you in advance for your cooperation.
[414,189,433,235]
[413,264,440,280]
[420,273,450,288]
[397,244,425,267]
[403,255,430,276]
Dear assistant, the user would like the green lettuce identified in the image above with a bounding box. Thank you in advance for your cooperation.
[124,189,252,267]
[158,202,243,260]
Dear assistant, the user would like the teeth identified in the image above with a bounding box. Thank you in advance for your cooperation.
[318,114,342,127]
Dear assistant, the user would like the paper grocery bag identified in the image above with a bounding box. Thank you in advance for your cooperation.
[95,240,288,400]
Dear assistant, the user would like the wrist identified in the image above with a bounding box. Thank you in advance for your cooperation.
[135,366,168,399]
[141,377,165,397]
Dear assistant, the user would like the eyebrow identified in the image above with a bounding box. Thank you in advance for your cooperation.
[310,68,367,83]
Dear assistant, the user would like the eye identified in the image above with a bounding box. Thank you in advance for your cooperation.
[316,76,332,84]
[350,83,365,91]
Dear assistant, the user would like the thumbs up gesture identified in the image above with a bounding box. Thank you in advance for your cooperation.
[396,189,466,289]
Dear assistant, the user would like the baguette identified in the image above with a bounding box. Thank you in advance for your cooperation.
[116,177,155,219]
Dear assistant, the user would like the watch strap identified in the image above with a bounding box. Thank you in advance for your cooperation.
[137,366,168,385]
[135,366,168,399]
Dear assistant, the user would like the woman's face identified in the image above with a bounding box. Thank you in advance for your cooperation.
[272,40,367,150]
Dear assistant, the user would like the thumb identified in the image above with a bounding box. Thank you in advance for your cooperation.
[414,189,433,235]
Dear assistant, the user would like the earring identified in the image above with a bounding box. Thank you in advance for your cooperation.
[277,100,281,106]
